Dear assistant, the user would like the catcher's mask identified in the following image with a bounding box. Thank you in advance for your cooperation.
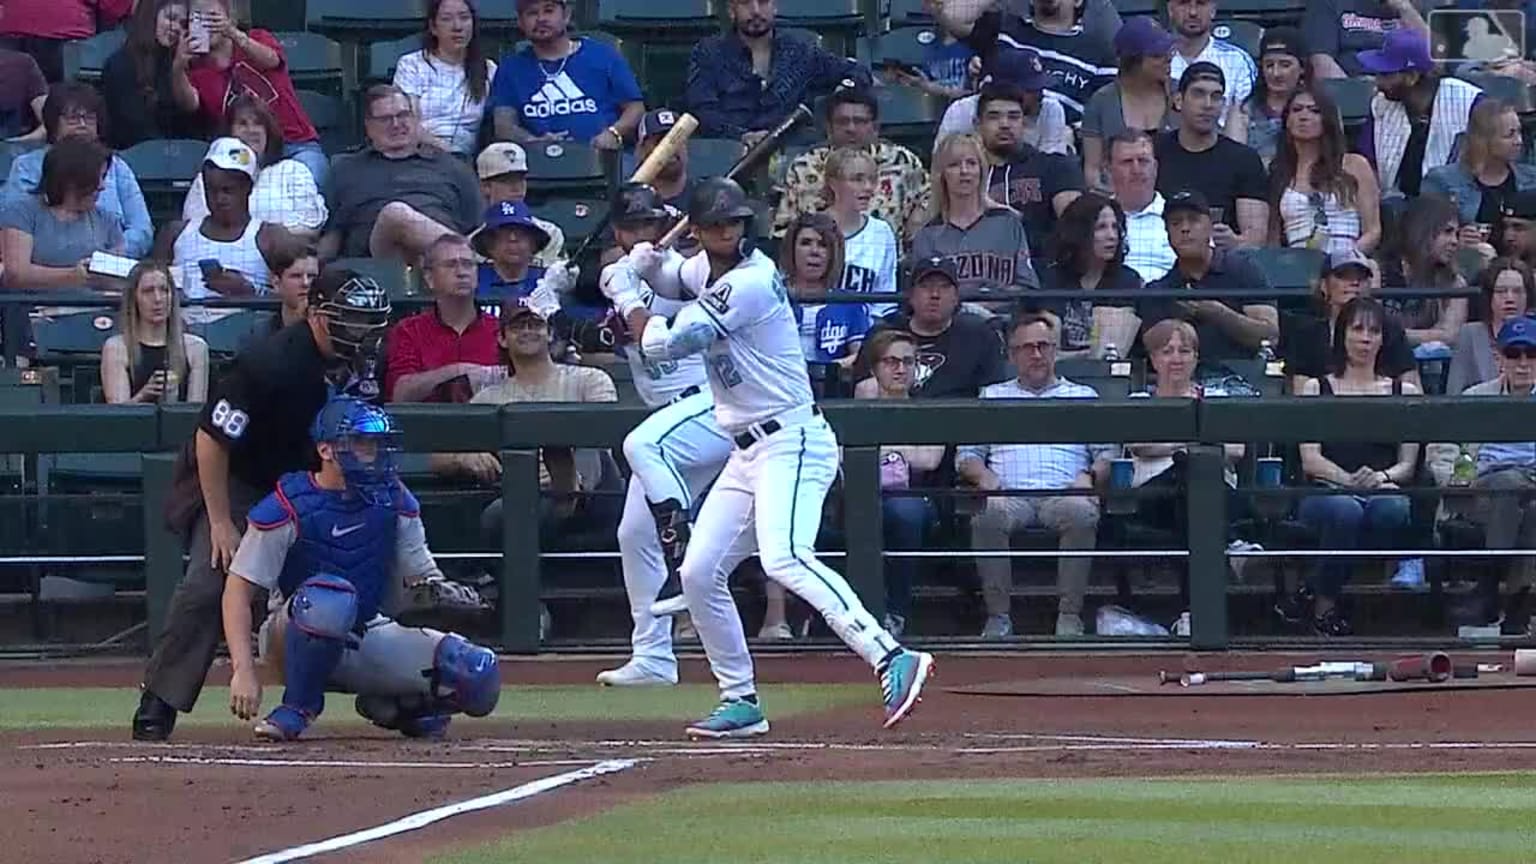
[311,395,402,506]
[311,270,391,370]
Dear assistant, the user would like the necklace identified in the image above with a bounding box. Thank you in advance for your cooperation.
[537,40,576,82]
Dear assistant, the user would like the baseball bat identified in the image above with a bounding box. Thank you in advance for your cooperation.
[657,103,815,250]
[565,112,701,265]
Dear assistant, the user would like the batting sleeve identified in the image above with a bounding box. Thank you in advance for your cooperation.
[393,515,441,584]
[230,520,296,591]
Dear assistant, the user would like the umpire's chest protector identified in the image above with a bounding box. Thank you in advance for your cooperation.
[270,473,405,621]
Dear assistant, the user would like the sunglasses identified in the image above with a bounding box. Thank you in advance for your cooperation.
[1502,345,1536,360]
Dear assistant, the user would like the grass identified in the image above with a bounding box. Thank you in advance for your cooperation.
[431,773,1536,864]
[0,683,869,730]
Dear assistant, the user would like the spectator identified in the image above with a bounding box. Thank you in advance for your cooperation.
[1494,190,1536,268]
[913,133,1037,297]
[978,81,1083,256]
[822,149,897,318]
[262,233,316,334]
[1447,258,1536,395]
[633,110,695,210]
[182,96,327,239]
[782,212,865,368]
[101,261,210,404]
[1360,28,1481,199]
[1108,130,1175,282]
[1424,98,1536,233]
[1139,190,1278,376]
[321,85,481,264]
[881,0,972,99]
[1231,27,1308,167]
[474,200,549,303]
[155,137,287,301]
[183,0,326,186]
[1296,296,1423,632]
[490,0,642,149]
[1282,249,1418,391]
[0,47,47,141]
[1269,83,1382,255]
[473,142,565,268]
[1305,0,1428,80]
[1155,63,1269,249]
[1082,18,1176,192]
[857,328,944,637]
[959,311,1109,638]
[936,46,1071,157]
[3,83,154,257]
[0,0,131,83]
[1384,194,1469,347]
[937,0,1116,124]
[1034,192,1142,356]
[0,136,123,292]
[774,83,930,246]
[387,233,503,403]
[860,256,1006,397]
[687,0,870,143]
[101,0,205,148]
[1167,0,1255,126]
[394,0,497,156]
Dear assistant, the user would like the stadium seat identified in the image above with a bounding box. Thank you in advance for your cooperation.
[295,89,350,154]
[532,198,610,248]
[1320,77,1376,130]
[1212,20,1263,60]
[328,257,415,300]
[61,28,125,85]
[251,0,308,31]
[859,25,939,72]
[273,31,346,96]
[523,141,611,202]
[1459,73,1534,113]
[775,0,863,56]
[866,85,942,154]
[687,137,743,180]
[30,310,118,357]
[363,33,425,85]
[596,0,718,30]
[305,0,423,42]
[118,139,208,225]
[1206,0,1304,27]
[886,0,931,28]
[1244,246,1323,293]
[185,311,268,355]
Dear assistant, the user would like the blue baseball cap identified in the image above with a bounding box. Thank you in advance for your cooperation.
[1498,316,1536,349]
[477,200,551,253]
[982,45,1053,92]
[1113,16,1176,59]
[1356,27,1433,75]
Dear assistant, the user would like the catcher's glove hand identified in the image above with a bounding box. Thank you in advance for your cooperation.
[400,575,489,615]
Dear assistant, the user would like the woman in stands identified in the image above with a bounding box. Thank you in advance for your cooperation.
[1424,98,1536,241]
[1034,192,1141,356]
[101,261,209,403]
[183,0,326,185]
[1229,27,1306,167]
[0,137,123,293]
[912,133,1036,301]
[823,148,896,317]
[1080,17,1177,191]
[1295,297,1424,633]
[1281,250,1419,393]
[102,0,206,149]
[1447,258,1536,394]
[1384,193,1470,347]
[180,95,327,239]
[780,211,861,368]
[1,82,155,257]
[1268,83,1381,256]
[394,0,497,156]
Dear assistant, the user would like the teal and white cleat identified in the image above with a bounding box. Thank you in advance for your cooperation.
[685,698,770,739]
[880,650,934,729]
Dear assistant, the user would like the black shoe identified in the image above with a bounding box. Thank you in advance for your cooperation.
[1273,586,1313,625]
[131,690,177,742]
[1312,607,1353,637]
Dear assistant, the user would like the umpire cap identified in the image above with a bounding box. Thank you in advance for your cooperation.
[611,182,670,226]
[688,177,756,227]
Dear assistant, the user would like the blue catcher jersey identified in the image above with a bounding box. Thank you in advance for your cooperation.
[247,471,420,622]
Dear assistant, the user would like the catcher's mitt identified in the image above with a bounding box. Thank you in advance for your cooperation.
[395,575,490,628]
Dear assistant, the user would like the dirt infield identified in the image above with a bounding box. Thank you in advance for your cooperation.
[7,652,1536,863]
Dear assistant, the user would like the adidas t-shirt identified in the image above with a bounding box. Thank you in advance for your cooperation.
[490,39,643,143]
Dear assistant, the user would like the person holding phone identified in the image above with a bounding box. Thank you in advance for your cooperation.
[101,261,210,404]
[1424,98,1536,250]
[101,0,207,148]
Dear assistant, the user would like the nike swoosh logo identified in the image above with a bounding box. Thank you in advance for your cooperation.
[330,523,365,538]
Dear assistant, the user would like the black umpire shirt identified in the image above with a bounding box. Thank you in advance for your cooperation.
[199,321,331,492]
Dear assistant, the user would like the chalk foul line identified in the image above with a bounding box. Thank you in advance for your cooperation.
[108,755,607,770]
[233,758,636,864]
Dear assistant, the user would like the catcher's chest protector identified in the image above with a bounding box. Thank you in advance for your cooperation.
[273,472,402,621]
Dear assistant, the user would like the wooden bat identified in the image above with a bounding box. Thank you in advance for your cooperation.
[657,103,815,249]
[565,112,700,264]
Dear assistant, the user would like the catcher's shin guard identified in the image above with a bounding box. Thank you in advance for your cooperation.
[280,575,358,720]
[648,498,691,609]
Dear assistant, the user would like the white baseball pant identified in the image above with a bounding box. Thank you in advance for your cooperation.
[617,389,733,674]
[680,412,900,700]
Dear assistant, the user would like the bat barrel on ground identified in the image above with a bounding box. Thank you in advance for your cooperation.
[565,112,701,265]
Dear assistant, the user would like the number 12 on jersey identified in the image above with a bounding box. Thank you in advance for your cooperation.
[708,353,743,389]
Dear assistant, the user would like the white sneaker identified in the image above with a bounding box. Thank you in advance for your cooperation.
[980,614,1013,639]
[596,661,678,687]
[1055,612,1084,637]
[757,621,794,641]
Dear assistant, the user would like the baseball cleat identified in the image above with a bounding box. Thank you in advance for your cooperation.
[597,661,678,687]
[685,698,770,739]
[253,705,311,742]
[649,593,688,618]
[880,650,934,729]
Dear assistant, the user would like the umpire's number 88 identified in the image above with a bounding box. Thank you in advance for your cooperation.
[210,399,250,439]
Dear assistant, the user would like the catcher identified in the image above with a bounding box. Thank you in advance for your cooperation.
[220,395,498,741]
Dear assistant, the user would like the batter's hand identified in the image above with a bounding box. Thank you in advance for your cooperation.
[229,666,262,721]
[627,241,664,279]
[210,517,242,571]
[640,316,670,358]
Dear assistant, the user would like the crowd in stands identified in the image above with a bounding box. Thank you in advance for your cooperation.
[6,0,1536,640]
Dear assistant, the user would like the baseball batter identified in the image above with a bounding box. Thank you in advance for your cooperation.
[593,182,735,687]
[221,396,500,741]
[635,177,934,737]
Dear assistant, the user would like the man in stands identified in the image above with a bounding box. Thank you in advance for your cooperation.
[0,0,130,82]
[1154,63,1268,249]
[474,142,565,268]
[1108,130,1175,282]
[936,45,1071,156]
[688,0,871,145]
[489,0,644,150]
[976,81,1083,255]
[859,257,1007,398]
[386,233,504,403]
[1167,0,1255,127]
[0,47,46,141]
[1305,0,1428,80]
[474,200,550,304]
[1359,28,1482,199]
[321,85,481,265]
[635,109,696,210]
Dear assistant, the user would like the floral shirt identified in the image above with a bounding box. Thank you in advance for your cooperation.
[772,140,931,246]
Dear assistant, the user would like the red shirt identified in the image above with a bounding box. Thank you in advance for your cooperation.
[0,0,131,40]
[186,29,317,144]
[385,307,502,403]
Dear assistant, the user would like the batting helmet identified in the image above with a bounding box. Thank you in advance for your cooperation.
[610,182,670,225]
[309,269,392,361]
[687,177,756,227]
[311,395,402,505]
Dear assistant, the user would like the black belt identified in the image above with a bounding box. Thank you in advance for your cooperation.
[733,406,821,449]
[668,384,702,405]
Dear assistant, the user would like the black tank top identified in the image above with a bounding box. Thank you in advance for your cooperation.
[131,342,188,402]
[1316,376,1401,472]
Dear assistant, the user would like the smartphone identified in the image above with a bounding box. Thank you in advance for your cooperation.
[198,258,223,284]
[188,9,211,54]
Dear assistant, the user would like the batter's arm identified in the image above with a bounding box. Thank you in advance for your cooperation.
[640,302,720,361]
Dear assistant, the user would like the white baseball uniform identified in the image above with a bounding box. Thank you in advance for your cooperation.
[601,258,733,676]
[643,248,904,700]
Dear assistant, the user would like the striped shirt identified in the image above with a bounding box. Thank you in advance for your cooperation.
[963,12,1117,122]
[182,159,328,234]
[1370,77,1482,197]
[958,376,1113,490]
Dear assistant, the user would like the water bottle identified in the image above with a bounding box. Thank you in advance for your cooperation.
[1257,338,1282,378]
[1256,339,1276,362]
[1102,342,1120,363]
[1452,446,1476,487]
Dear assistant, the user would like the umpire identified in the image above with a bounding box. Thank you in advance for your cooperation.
[131,269,392,741]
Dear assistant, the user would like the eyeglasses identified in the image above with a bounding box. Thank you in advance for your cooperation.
[1008,341,1054,355]
[367,110,414,125]
[1502,345,1536,360]
[878,355,917,369]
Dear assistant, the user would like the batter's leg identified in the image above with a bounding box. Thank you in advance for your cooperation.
[600,476,679,686]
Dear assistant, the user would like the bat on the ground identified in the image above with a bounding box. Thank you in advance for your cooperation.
[1163,662,1388,687]
[657,104,815,250]
[564,112,701,265]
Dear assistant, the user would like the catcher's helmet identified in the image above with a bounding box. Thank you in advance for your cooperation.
[687,177,756,227]
[311,395,401,505]
[309,269,392,361]
[610,182,670,225]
